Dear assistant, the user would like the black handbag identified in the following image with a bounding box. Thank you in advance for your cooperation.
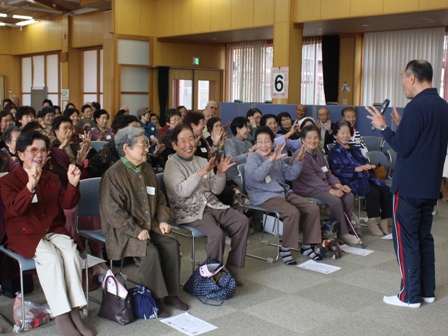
[183,257,236,306]
[98,275,134,325]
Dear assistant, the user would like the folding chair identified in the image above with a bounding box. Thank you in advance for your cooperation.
[0,246,36,332]
[387,148,397,179]
[237,164,283,263]
[362,136,383,152]
[366,150,392,187]
[156,172,206,273]
[75,177,110,313]
[90,141,108,152]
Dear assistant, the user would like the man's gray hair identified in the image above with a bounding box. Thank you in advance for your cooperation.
[115,126,145,157]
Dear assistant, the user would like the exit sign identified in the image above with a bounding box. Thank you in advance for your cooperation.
[193,57,200,65]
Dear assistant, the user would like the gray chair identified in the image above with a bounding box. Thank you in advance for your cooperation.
[326,143,335,152]
[363,136,383,152]
[237,163,282,263]
[0,245,36,332]
[156,172,206,273]
[90,141,108,152]
[366,150,392,187]
[387,148,397,179]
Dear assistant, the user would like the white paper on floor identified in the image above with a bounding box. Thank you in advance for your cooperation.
[340,244,374,256]
[160,312,218,336]
[297,260,341,274]
[381,233,393,240]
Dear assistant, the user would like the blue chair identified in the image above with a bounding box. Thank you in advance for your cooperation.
[156,173,206,273]
[237,164,282,263]
[90,141,108,152]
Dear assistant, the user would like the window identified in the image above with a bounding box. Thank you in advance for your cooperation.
[442,33,448,100]
[21,54,59,106]
[301,37,325,105]
[226,41,273,103]
[82,48,103,107]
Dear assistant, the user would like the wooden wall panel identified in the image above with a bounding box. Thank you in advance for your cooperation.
[420,0,448,10]
[71,12,104,48]
[191,0,211,34]
[11,18,62,55]
[351,0,383,17]
[0,28,11,55]
[292,0,320,22]
[231,0,254,29]
[320,0,351,19]
[210,0,232,32]
[140,0,157,36]
[157,0,174,37]
[338,35,355,105]
[0,55,20,100]
[273,21,289,66]
[383,0,419,14]
[115,0,141,35]
[254,0,275,26]
[173,0,192,36]
[275,0,291,23]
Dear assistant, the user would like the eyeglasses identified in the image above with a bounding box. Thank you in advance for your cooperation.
[25,148,48,155]
[134,143,150,150]
[257,141,272,145]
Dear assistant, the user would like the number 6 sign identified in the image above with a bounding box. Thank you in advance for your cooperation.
[271,67,289,99]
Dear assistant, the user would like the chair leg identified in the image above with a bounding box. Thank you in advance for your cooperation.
[191,234,196,274]
[84,258,90,316]
[246,213,279,263]
[18,263,26,332]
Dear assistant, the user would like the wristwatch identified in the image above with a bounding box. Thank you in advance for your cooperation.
[379,124,388,131]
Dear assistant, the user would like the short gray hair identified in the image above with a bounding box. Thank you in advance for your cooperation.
[115,126,145,157]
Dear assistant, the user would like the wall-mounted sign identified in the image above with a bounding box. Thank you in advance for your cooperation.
[193,57,200,65]
[61,89,70,100]
[271,67,289,99]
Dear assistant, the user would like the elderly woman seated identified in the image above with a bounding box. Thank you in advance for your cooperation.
[244,126,322,264]
[291,125,360,245]
[223,116,256,187]
[328,121,392,236]
[99,126,187,318]
[0,131,93,336]
[164,124,249,285]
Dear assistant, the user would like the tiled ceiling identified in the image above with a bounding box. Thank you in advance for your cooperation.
[0,0,111,26]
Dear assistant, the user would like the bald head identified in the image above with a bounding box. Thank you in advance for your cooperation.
[317,107,330,123]
[206,101,218,112]
[295,104,306,120]
[202,108,214,122]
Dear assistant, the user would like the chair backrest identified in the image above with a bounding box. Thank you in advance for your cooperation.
[237,164,247,195]
[381,140,392,157]
[156,172,169,205]
[90,141,108,152]
[326,143,335,152]
[76,177,102,217]
[362,136,383,152]
[387,148,397,178]
[366,150,390,168]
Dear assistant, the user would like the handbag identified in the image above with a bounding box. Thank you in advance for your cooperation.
[183,257,236,306]
[129,285,159,320]
[372,164,387,181]
[98,275,134,325]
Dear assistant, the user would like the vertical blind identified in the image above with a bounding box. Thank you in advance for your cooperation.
[226,41,272,102]
[362,27,445,108]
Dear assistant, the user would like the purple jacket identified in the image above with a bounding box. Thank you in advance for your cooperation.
[290,149,340,196]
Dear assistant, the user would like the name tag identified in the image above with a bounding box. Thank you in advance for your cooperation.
[146,186,155,195]
[200,147,207,153]
[321,166,328,172]
[265,175,271,183]
[106,135,112,140]
[32,194,38,203]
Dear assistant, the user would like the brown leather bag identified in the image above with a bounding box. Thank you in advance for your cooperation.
[98,275,134,325]
[372,165,386,181]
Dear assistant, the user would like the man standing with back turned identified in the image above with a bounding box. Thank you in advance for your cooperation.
[367,60,448,308]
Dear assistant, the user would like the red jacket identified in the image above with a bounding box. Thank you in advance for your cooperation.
[0,166,80,258]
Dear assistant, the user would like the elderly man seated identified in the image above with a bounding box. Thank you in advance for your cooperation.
[99,126,187,318]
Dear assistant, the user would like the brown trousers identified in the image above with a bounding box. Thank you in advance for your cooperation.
[260,192,321,249]
[184,207,249,268]
[134,232,180,299]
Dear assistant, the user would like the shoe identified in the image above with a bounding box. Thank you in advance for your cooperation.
[367,218,384,236]
[225,264,245,286]
[338,233,360,245]
[156,299,171,318]
[164,296,189,311]
[383,295,421,308]
[422,297,435,303]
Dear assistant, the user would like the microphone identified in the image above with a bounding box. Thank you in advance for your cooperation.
[372,99,390,131]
